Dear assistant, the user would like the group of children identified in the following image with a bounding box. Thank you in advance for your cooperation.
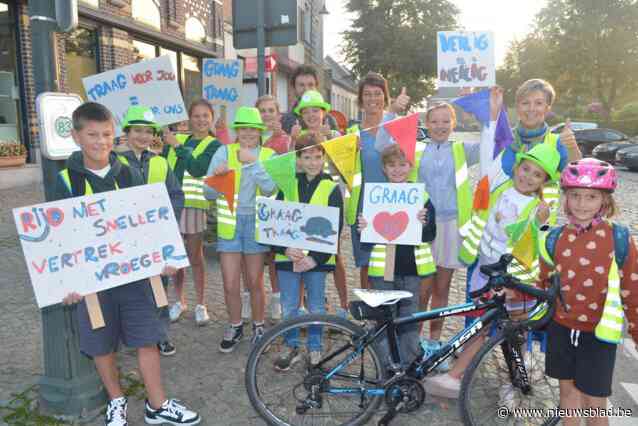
[57,73,638,425]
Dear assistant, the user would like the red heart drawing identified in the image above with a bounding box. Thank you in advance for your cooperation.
[372,211,409,242]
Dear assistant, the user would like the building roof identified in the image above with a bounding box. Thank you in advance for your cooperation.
[324,56,357,93]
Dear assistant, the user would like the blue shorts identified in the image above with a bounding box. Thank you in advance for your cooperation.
[217,214,270,254]
[350,225,372,267]
[78,280,162,357]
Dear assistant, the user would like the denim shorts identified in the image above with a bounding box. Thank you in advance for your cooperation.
[217,214,270,254]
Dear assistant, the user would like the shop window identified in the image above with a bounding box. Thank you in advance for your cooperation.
[160,48,178,74]
[181,54,201,108]
[132,0,161,30]
[132,39,156,62]
[0,1,21,144]
[185,17,206,43]
[65,27,98,100]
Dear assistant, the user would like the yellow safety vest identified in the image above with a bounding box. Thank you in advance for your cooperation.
[217,143,275,240]
[274,178,338,265]
[117,154,168,184]
[166,134,216,210]
[368,191,436,278]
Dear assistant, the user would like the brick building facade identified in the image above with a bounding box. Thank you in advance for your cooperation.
[1,0,223,162]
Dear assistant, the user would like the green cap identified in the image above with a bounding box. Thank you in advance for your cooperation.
[231,106,266,131]
[516,143,561,182]
[293,90,331,115]
[121,106,160,134]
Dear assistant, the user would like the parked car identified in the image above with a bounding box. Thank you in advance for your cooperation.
[573,128,630,156]
[616,145,638,169]
[592,141,638,163]
[417,127,429,142]
[550,121,598,134]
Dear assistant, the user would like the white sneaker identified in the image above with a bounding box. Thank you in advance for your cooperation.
[309,351,322,366]
[424,373,461,399]
[270,293,282,321]
[144,399,200,425]
[194,305,210,326]
[105,396,127,426]
[169,302,186,323]
[241,291,251,320]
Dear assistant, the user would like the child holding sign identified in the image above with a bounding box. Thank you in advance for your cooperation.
[424,143,560,399]
[162,99,221,327]
[205,107,277,353]
[58,102,200,426]
[272,134,344,370]
[294,90,349,318]
[357,144,436,365]
[118,105,184,356]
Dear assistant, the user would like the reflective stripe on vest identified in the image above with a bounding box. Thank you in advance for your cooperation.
[117,154,168,184]
[407,142,426,182]
[368,192,436,277]
[452,141,473,231]
[274,179,338,265]
[346,154,362,225]
[60,169,94,195]
[167,134,215,210]
[217,144,275,240]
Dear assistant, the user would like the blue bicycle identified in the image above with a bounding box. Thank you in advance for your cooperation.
[245,255,564,425]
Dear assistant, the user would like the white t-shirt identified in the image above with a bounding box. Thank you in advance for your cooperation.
[88,165,111,179]
[479,187,536,263]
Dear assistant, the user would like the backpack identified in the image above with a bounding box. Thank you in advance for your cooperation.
[545,223,630,268]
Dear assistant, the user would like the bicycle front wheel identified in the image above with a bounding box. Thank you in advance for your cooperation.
[245,314,386,426]
[460,328,560,426]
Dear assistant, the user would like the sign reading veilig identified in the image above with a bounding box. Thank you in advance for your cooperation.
[360,183,424,246]
[437,31,495,87]
[13,184,189,308]
[256,197,340,254]
[82,56,187,135]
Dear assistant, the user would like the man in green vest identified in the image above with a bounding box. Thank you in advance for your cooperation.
[57,102,200,426]
[118,105,184,357]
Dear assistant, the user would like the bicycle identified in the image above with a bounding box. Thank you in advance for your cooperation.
[245,254,565,426]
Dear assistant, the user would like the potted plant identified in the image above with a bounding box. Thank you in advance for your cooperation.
[0,140,28,167]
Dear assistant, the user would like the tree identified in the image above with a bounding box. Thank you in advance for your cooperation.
[498,0,638,114]
[341,0,460,105]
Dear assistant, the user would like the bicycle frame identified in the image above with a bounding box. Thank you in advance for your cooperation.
[318,295,510,397]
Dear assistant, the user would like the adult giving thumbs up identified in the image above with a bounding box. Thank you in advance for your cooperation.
[390,87,410,114]
[560,118,582,161]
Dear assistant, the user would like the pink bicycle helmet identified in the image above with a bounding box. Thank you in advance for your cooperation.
[560,158,618,192]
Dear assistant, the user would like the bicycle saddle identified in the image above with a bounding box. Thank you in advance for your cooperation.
[480,254,514,277]
[353,289,413,308]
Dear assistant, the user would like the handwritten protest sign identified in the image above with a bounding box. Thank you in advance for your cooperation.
[82,56,187,135]
[437,31,495,87]
[360,183,424,245]
[202,58,243,111]
[13,184,189,308]
[256,197,340,254]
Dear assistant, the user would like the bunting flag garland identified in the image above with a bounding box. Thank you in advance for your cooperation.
[382,113,418,164]
[322,133,358,190]
[509,220,538,271]
[262,150,297,200]
[452,89,491,126]
[204,170,236,214]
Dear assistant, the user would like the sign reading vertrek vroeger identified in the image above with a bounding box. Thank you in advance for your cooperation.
[13,184,189,308]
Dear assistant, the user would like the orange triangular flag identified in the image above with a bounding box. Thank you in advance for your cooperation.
[205,170,235,214]
[473,176,490,211]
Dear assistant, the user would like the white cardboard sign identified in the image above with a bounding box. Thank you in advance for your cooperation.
[13,184,189,308]
[202,58,243,111]
[82,56,188,135]
[360,183,424,246]
[256,197,340,254]
[437,31,495,87]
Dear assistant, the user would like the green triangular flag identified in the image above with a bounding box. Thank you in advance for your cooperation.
[262,151,297,199]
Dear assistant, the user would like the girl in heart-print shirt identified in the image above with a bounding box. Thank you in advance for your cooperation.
[538,158,638,414]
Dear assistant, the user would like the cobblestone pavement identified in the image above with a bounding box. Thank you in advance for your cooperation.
[2,168,638,425]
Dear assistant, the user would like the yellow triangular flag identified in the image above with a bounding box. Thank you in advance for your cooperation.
[510,223,536,271]
[322,133,358,190]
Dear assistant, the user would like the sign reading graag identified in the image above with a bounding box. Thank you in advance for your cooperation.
[256,197,340,254]
[437,31,495,87]
[82,55,188,135]
[13,184,189,308]
[202,58,243,109]
[360,183,425,246]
